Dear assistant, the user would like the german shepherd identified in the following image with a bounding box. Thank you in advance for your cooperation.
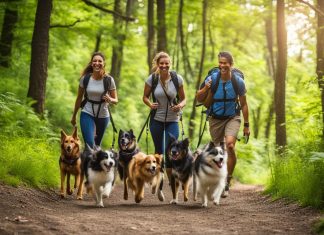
[167,137,193,204]
[127,152,163,203]
[59,127,82,199]
[118,129,139,200]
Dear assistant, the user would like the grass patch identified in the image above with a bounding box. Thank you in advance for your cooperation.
[266,141,324,209]
[0,135,60,188]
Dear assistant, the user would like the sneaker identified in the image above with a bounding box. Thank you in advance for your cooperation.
[221,183,229,198]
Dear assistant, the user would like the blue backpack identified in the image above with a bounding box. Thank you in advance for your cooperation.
[207,67,245,119]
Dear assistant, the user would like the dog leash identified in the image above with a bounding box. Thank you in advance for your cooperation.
[108,106,118,149]
[197,108,208,148]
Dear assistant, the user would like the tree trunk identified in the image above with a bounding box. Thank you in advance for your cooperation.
[110,0,134,86]
[147,0,155,73]
[275,0,287,153]
[156,0,167,52]
[317,0,324,137]
[264,0,275,140]
[0,3,18,68]
[188,0,207,140]
[27,0,52,115]
[252,105,261,139]
[178,0,193,82]
[94,31,102,52]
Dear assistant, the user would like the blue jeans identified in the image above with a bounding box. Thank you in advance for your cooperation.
[80,112,109,148]
[150,119,179,168]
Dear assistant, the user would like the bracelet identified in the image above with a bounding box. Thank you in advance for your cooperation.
[244,122,249,128]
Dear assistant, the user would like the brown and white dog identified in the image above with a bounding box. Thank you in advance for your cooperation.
[127,152,163,203]
[59,127,83,199]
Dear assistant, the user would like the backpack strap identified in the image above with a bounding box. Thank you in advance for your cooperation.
[151,73,158,103]
[81,74,111,118]
[151,71,179,104]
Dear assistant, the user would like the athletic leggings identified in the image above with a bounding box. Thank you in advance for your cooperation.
[80,112,109,148]
[149,118,179,168]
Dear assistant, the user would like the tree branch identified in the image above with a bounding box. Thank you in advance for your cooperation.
[50,19,82,28]
[81,0,136,22]
[296,0,324,18]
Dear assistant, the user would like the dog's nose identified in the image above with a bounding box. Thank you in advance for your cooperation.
[67,146,71,151]
[172,150,177,155]
[109,161,114,166]
[152,166,156,171]
[219,158,223,162]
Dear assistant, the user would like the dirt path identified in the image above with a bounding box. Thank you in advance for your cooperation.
[0,182,321,235]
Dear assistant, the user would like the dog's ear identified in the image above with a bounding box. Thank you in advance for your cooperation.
[84,143,94,153]
[168,132,176,142]
[135,153,145,166]
[119,129,123,136]
[155,154,163,165]
[205,141,215,152]
[93,145,101,152]
[183,138,190,149]
[72,126,78,139]
[61,130,67,143]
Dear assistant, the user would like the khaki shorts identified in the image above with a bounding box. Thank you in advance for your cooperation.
[209,115,241,144]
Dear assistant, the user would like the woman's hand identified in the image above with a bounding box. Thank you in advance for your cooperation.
[103,94,112,103]
[150,102,159,109]
[171,104,182,112]
[71,116,76,126]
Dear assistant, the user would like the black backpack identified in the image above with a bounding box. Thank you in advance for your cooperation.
[151,70,179,105]
[80,74,112,117]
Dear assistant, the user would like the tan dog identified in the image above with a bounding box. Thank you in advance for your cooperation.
[127,152,162,203]
[59,127,82,199]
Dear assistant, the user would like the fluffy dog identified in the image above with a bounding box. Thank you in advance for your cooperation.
[59,127,82,199]
[167,137,193,204]
[118,129,139,200]
[82,145,118,207]
[127,152,163,203]
[193,142,227,207]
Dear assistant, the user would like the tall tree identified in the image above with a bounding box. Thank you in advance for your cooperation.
[178,0,194,82]
[275,0,287,153]
[27,0,52,115]
[317,0,324,137]
[188,0,207,140]
[110,0,135,87]
[264,0,275,141]
[0,2,19,67]
[147,0,155,73]
[156,0,167,52]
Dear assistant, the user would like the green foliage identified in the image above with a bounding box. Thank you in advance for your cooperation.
[266,138,324,209]
[0,91,59,187]
[0,135,59,188]
[313,218,324,235]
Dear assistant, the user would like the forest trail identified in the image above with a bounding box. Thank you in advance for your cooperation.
[0,182,321,235]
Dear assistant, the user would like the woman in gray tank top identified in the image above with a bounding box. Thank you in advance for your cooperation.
[143,52,186,200]
[71,52,118,148]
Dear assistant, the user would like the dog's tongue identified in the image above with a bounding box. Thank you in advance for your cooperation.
[216,161,223,168]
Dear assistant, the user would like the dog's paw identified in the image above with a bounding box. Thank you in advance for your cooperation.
[151,187,156,194]
[213,200,220,206]
[96,203,104,208]
[170,199,178,204]
[66,189,73,195]
[76,196,83,200]
[60,193,65,199]
[158,190,165,202]
[184,196,189,202]
[202,203,208,208]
